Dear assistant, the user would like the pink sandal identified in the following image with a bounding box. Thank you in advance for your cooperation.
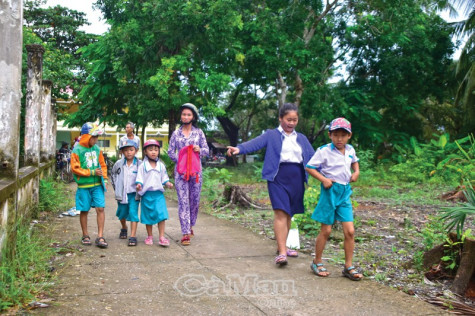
[158,236,170,247]
[144,236,153,245]
[275,254,288,266]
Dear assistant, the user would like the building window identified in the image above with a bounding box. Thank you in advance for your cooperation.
[97,140,110,148]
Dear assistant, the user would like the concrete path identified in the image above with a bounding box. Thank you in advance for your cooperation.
[41,186,447,315]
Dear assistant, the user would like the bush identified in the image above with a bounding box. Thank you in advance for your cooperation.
[38,177,74,213]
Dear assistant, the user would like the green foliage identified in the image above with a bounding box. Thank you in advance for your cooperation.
[294,184,321,237]
[160,144,176,173]
[439,181,475,238]
[441,229,473,271]
[38,177,74,213]
[413,215,447,270]
[387,134,475,185]
[0,223,56,311]
[210,168,233,185]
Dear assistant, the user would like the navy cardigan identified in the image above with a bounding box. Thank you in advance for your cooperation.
[237,129,315,182]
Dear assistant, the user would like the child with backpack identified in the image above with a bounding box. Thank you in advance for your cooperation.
[71,122,109,248]
[111,139,141,246]
[167,103,209,246]
[136,139,173,246]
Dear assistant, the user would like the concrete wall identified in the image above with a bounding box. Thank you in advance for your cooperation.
[0,0,57,259]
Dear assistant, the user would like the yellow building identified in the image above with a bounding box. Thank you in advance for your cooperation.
[55,101,169,159]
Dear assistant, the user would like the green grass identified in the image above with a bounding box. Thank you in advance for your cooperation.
[0,177,74,312]
[0,222,56,311]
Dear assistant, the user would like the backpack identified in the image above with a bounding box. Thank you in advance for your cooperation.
[177,145,201,183]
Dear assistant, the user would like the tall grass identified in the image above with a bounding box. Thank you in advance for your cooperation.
[1,177,73,311]
[0,223,56,311]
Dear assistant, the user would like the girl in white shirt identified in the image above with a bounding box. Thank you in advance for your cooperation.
[136,140,173,246]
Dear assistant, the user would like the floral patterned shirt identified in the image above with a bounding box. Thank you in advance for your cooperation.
[167,126,209,168]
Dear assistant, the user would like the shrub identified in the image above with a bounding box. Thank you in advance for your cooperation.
[38,177,74,213]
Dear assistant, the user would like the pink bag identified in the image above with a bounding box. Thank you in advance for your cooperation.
[177,145,201,183]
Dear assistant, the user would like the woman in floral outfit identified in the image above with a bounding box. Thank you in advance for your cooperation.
[168,103,209,245]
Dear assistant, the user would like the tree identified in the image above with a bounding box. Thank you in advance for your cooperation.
[23,0,98,101]
[331,0,455,153]
[450,0,475,134]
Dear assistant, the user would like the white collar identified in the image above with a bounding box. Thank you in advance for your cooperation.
[278,125,297,137]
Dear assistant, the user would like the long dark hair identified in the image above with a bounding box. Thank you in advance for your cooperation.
[279,103,298,118]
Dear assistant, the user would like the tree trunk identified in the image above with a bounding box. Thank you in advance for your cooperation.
[451,237,475,295]
[141,125,146,149]
[168,108,177,143]
[217,116,239,166]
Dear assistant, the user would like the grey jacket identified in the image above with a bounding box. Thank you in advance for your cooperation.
[110,157,141,201]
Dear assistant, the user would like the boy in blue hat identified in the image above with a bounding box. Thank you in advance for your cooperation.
[305,118,363,281]
[111,139,142,246]
[71,122,109,248]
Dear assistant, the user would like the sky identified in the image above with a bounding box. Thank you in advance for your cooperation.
[43,1,465,57]
[42,0,108,35]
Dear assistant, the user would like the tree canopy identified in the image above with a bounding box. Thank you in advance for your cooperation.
[61,0,464,158]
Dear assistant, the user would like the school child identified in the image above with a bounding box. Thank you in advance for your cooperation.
[111,139,141,246]
[136,139,173,247]
[305,117,363,280]
[71,122,109,248]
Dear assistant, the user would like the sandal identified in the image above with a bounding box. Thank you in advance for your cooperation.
[95,237,108,248]
[158,236,170,247]
[128,237,137,246]
[276,248,299,257]
[275,254,288,266]
[342,266,363,281]
[144,236,153,245]
[190,229,194,238]
[310,261,330,277]
[81,235,91,246]
[119,228,127,239]
[181,235,190,246]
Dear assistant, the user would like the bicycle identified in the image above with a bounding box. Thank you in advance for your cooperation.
[56,152,73,183]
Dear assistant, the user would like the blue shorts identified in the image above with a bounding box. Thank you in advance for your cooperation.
[116,193,140,222]
[76,186,105,212]
[311,183,353,225]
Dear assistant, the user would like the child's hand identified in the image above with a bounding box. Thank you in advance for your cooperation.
[193,145,200,152]
[322,178,334,189]
[166,182,174,189]
[136,183,142,191]
[226,146,240,156]
[350,171,360,183]
[95,168,103,176]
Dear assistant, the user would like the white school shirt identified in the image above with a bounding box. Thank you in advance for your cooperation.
[120,160,139,204]
[278,126,303,163]
[306,143,359,185]
[135,157,170,196]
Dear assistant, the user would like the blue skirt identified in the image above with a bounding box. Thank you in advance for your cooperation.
[140,190,169,225]
[267,163,305,217]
